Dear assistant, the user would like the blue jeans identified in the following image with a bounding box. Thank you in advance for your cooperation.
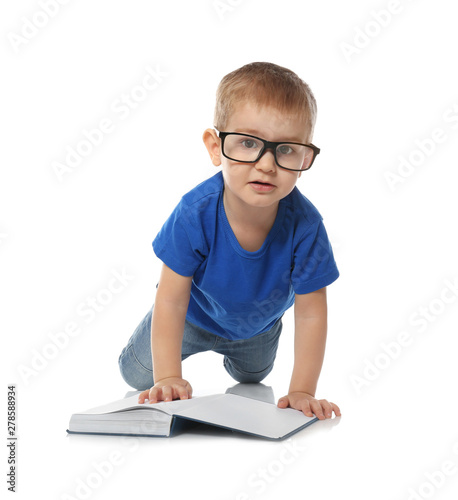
[118,306,283,390]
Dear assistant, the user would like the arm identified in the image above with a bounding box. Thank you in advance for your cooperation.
[277,287,341,419]
[138,263,193,404]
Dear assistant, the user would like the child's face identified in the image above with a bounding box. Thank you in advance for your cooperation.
[206,101,310,212]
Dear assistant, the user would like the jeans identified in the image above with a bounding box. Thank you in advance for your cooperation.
[118,306,283,390]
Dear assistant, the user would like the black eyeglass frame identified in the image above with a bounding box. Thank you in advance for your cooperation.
[215,129,320,172]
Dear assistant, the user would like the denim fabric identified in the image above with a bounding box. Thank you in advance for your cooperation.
[118,306,283,390]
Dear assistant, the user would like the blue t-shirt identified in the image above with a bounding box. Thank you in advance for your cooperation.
[153,171,339,340]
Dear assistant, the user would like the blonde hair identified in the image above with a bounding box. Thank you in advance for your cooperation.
[214,62,317,142]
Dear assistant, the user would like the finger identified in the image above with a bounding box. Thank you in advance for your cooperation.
[176,384,190,400]
[330,402,341,417]
[185,382,193,399]
[309,399,325,420]
[147,386,161,404]
[320,400,341,417]
[277,396,290,408]
[137,389,150,404]
[299,399,314,417]
[319,399,334,419]
[161,385,173,402]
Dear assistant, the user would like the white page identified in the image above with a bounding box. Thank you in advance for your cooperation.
[74,394,219,416]
[74,394,151,415]
[173,393,316,439]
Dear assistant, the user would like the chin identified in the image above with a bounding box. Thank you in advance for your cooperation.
[245,196,280,208]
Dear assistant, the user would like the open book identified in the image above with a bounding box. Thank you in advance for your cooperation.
[67,393,318,440]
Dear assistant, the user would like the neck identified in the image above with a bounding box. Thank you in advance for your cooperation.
[223,188,279,231]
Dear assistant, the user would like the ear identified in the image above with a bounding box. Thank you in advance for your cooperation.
[202,128,221,167]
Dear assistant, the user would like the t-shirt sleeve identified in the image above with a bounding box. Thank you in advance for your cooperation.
[292,219,339,294]
[152,200,206,277]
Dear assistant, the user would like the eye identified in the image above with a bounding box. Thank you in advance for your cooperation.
[241,139,258,149]
[278,145,293,155]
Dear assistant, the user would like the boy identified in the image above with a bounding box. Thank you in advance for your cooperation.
[118,62,341,420]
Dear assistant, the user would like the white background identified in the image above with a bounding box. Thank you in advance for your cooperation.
[2,1,458,499]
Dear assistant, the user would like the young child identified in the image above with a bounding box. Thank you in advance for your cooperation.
[118,62,341,420]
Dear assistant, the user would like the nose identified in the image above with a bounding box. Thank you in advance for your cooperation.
[255,147,276,173]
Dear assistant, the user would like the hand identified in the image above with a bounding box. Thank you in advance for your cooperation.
[277,391,341,419]
[137,377,193,404]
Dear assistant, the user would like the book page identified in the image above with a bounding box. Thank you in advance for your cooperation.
[74,394,220,416]
[173,393,317,439]
[75,394,157,415]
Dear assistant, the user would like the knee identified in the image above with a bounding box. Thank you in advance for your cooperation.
[223,357,274,384]
[118,345,155,391]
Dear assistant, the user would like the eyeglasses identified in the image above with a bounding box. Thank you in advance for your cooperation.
[215,129,320,171]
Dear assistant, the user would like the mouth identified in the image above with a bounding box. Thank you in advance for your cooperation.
[249,180,276,192]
